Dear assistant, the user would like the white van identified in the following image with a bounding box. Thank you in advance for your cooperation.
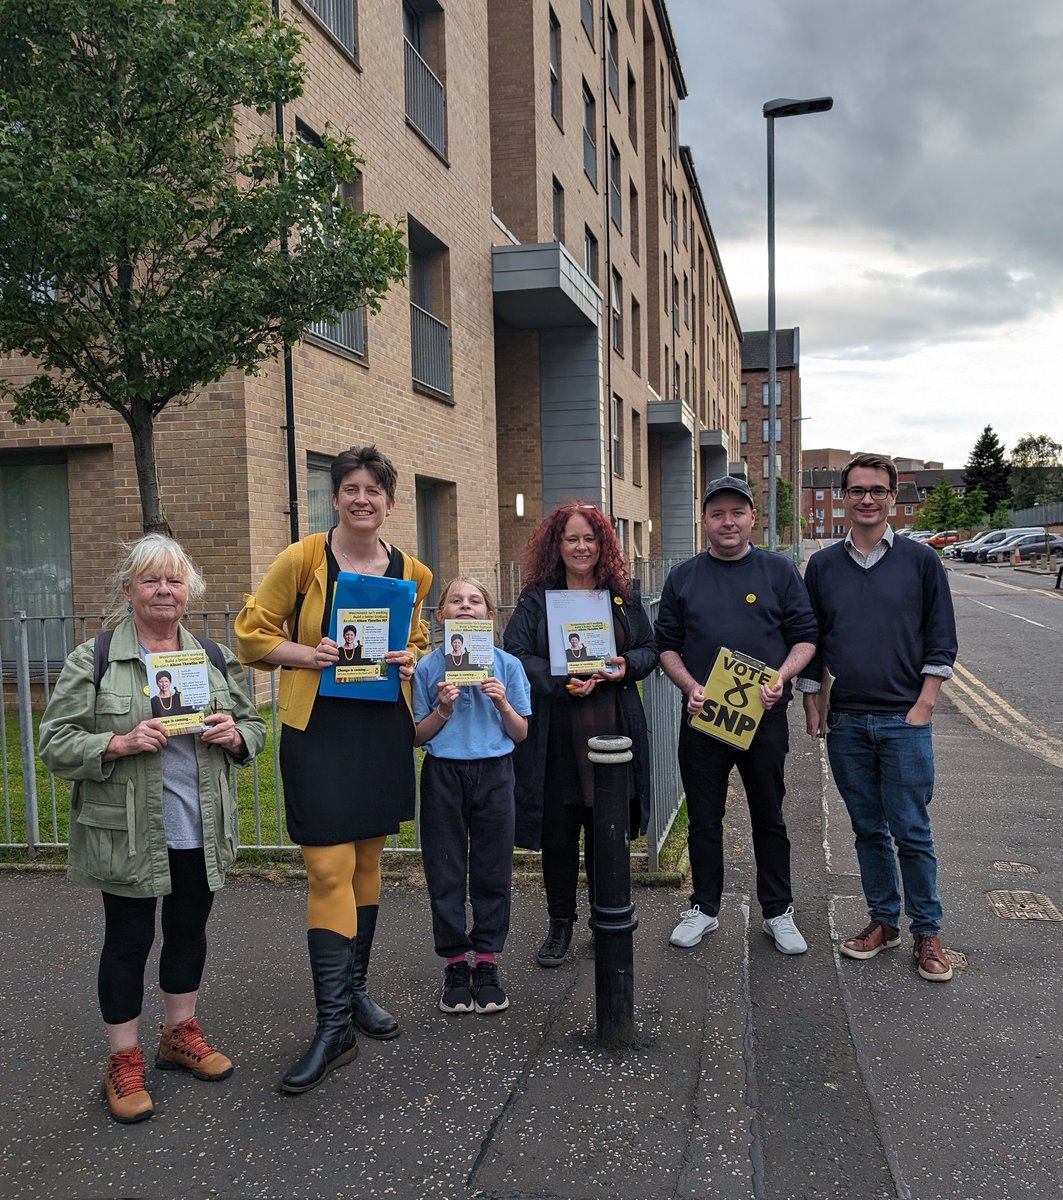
[958,527,1046,562]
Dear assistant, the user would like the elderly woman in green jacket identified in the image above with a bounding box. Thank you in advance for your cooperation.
[39,535,265,1125]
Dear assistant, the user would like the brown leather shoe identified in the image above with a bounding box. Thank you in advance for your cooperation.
[913,933,953,981]
[839,920,901,960]
[156,1017,234,1081]
[104,1046,154,1124]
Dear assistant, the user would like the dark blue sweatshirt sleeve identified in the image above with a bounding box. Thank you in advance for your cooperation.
[921,552,958,669]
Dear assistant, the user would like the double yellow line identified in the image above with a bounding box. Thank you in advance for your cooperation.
[948,662,1063,771]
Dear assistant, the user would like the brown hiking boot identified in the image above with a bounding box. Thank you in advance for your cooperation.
[839,920,901,960]
[913,933,953,981]
[104,1046,154,1124]
[156,1017,234,1081]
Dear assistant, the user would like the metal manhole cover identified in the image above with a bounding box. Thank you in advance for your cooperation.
[992,860,1039,875]
[985,891,1062,921]
[944,949,968,970]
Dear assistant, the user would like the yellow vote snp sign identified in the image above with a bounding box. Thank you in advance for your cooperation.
[689,647,780,749]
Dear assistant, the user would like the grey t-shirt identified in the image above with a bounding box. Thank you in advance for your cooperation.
[140,648,204,849]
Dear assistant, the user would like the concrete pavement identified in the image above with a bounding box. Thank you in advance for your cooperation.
[2,692,1061,1200]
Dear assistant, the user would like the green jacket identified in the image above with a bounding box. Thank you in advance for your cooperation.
[39,618,266,898]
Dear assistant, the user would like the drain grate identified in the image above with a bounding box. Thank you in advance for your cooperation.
[992,861,1038,875]
[985,890,1062,921]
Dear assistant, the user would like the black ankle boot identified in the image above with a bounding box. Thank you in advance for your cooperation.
[350,905,400,1040]
[536,916,574,967]
[280,929,358,1094]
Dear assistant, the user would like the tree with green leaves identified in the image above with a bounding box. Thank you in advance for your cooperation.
[0,0,407,533]
[1009,434,1063,510]
[776,476,795,543]
[955,486,987,532]
[962,425,1010,512]
[989,499,1013,530]
[915,478,962,532]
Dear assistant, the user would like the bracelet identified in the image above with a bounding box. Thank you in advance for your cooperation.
[436,707,452,722]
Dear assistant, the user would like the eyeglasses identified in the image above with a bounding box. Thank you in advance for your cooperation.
[844,486,893,500]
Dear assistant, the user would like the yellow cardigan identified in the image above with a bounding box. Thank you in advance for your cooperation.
[235,536,433,731]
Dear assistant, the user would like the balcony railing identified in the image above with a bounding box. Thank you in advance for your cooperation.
[302,0,356,56]
[309,306,366,358]
[404,38,446,156]
[410,303,452,397]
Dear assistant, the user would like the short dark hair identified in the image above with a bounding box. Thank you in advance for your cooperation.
[330,445,398,503]
[840,453,898,492]
[155,670,172,684]
[343,625,357,636]
[450,633,464,647]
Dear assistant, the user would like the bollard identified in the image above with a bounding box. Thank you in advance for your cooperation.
[587,733,637,1050]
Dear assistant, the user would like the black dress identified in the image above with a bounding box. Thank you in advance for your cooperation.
[279,541,416,845]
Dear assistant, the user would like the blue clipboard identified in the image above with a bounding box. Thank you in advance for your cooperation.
[318,572,416,701]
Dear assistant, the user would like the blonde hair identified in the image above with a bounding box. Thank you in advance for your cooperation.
[105,534,206,626]
[435,575,496,617]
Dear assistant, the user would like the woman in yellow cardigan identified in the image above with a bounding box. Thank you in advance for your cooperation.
[236,446,431,1094]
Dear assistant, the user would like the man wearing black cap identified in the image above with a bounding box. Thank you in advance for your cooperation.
[654,476,818,955]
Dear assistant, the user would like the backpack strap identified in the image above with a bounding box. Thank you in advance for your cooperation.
[91,626,228,691]
[289,532,327,651]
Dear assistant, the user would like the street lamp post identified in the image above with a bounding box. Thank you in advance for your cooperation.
[792,415,811,562]
[764,95,832,553]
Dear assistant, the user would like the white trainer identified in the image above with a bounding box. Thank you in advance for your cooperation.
[669,904,719,948]
[762,906,808,955]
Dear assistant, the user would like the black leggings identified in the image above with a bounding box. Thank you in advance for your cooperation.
[98,849,215,1025]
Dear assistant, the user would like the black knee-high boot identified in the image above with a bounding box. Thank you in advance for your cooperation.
[280,929,358,1094]
[350,905,400,1040]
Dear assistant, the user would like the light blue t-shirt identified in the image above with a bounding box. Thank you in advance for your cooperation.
[414,646,532,760]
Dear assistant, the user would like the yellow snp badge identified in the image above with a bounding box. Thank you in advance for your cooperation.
[689,647,779,749]
[746,593,757,604]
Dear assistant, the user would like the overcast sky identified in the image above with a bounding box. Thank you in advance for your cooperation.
[668,0,1062,467]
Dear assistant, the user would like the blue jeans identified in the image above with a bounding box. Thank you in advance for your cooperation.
[826,712,943,936]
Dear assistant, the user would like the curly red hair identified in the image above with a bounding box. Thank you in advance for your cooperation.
[522,503,631,598]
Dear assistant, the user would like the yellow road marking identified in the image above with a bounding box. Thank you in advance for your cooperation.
[950,660,1063,771]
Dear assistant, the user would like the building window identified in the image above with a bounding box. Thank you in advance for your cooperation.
[408,216,452,399]
[629,181,639,261]
[905,504,914,515]
[740,420,748,444]
[684,351,689,401]
[683,273,689,326]
[582,81,597,185]
[307,454,339,533]
[631,296,641,376]
[612,394,624,476]
[300,0,358,58]
[682,193,688,245]
[662,253,669,311]
[632,410,643,486]
[552,177,564,243]
[0,457,73,662]
[761,418,782,442]
[762,381,781,407]
[403,1,447,157]
[673,359,681,401]
[581,0,593,42]
[627,68,637,147]
[549,8,562,124]
[299,121,367,358]
[668,100,678,160]
[584,226,599,283]
[671,190,678,245]
[815,489,824,499]
[762,456,770,479]
[606,10,620,103]
[741,383,748,408]
[671,275,679,332]
[609,140,622,228]
[611,269,623,353]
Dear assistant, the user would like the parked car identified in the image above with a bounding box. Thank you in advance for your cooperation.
[981,533,1063,564]
[962,527,1047,562]
[945,531,992,558]
[925,530,960,549]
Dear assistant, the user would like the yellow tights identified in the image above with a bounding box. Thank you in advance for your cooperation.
[301,837,387,938]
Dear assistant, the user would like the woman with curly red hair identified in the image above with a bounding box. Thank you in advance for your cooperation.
[504,504,658,966]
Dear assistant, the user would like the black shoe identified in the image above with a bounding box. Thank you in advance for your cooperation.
[350,905,400,1040]
[536,917,574,968]
[439,961,474,1014]
[472,962,509,1013]
[280,929,359,1095]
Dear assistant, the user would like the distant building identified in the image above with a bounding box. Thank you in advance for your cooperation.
[740,329,801,540]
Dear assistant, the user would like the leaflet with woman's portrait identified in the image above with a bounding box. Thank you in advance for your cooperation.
[544,589,617,676]
[443,618,495,684]
[147,650,210,734]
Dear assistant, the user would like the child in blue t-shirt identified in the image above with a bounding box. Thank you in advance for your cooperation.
[414,576,532,1016]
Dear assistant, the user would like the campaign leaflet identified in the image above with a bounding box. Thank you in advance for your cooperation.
[332,607,390,683]
[689,647,780,750]
[544,589,618,677]
[146,650,211,735]
[443,618,495,685]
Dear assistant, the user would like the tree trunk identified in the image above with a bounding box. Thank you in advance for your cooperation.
[129,400,171,535]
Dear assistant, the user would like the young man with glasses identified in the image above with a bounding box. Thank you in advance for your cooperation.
[798,454,957,981]
[655,477,818,956]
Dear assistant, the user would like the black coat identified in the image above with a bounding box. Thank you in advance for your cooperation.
[503,584,658,851]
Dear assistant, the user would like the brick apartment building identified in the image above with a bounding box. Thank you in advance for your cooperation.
[1,0,743,654]
[739,328,801,540]
[802,449,963,537]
